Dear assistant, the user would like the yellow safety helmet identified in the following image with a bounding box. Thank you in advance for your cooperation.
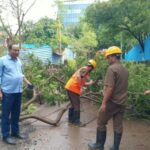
[88,59,97,69]
[105,46,122,58]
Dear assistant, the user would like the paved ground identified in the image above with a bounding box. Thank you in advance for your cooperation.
[0,101,150,150]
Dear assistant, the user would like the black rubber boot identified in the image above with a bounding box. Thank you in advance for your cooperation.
[68,107,74,123]
[88,129,106,150]
[73,110,85,127]
[110,132,122,150]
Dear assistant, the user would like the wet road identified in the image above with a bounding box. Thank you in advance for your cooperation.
[0,101,150,150]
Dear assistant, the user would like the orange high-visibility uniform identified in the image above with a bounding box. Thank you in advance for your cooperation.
[65,67,89,95]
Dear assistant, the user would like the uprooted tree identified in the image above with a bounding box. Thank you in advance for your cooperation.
[19,74,101,126]
[18,54,150,126]
[0,55,149,127]
[22,55,150,120]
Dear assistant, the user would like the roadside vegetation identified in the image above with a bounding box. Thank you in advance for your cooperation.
[0,0,149,119]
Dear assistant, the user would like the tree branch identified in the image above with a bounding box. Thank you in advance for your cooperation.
[119,23,145,51]
[22,87,40,111]
[24,0,37,16]
[15,13,25,36]
[0,15,12,39]
[20,102,71,126]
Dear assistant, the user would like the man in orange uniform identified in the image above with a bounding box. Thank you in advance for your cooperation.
[65,59,96,127]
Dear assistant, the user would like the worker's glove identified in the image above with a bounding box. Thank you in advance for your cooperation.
[27,84,34,90]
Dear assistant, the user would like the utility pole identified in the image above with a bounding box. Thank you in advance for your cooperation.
[58,17,62,54]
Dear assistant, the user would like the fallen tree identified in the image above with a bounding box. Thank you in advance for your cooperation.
[19,75,100,126]
[20,102,71,126]
[19,73,149,126]
[22,86,41,111]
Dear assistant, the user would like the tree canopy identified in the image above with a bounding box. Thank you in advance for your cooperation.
[0,0,37,46]
[22,18,57,45]
[84,0,150,52]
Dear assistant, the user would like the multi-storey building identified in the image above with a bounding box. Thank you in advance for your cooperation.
[62,0,100,26]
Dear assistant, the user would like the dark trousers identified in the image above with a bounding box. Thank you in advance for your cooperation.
[97,100,125,133]
[67,90,80,111]
[1,92,22,138]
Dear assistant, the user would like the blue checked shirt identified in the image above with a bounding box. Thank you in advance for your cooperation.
[0,55,24,93]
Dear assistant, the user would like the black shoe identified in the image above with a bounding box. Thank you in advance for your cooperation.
[88,129,106,150]
[3,137,16,145]
[12,133,27,139]
[110,132,122,150]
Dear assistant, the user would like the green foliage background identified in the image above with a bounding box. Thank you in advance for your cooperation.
[84,0,150,51]
[22,55,150,119]
[0,0,149,120]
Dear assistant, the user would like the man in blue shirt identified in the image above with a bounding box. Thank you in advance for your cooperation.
[0,44,33,145]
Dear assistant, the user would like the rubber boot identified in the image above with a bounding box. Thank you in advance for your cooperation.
[68,107,74,123]
[110,132,122,150]
[73,110,85,127]
[88,129,106,150]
